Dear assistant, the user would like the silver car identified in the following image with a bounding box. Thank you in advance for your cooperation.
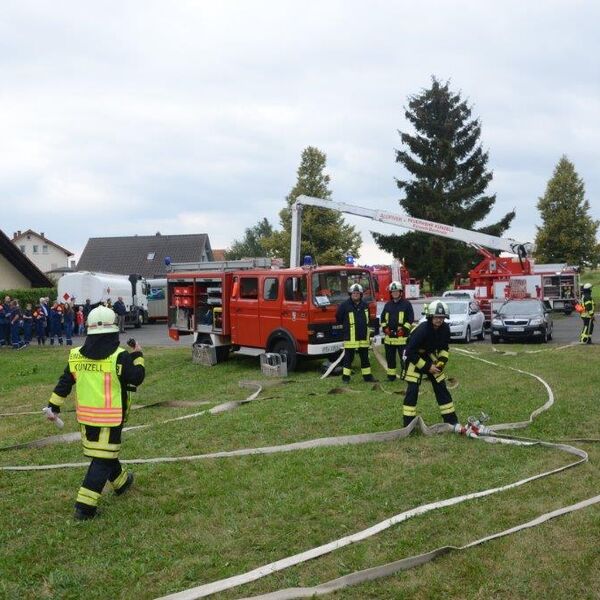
[418,297,486,343]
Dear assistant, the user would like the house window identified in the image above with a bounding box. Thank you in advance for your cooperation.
[42,245,48,254]
[147,252,155,260]
[33,245,39,254]
[19,245,25,253]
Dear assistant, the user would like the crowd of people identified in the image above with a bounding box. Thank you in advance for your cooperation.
[0,296,93,349]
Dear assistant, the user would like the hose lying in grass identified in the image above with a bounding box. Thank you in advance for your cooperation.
[151,350,593,600]
[2,347,594,600]
[235,492,600,600]
[0,382,263,452]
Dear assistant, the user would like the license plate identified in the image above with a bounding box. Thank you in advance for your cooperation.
[507,326,524,332]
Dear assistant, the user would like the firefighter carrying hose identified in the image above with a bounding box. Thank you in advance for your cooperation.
[336,283,376,384]
[401,300,459,426]
[44,306,145,520]
[380,281,414,382]
[579,283,595,344]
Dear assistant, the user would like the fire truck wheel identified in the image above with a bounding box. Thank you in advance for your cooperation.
[271,339,297,372]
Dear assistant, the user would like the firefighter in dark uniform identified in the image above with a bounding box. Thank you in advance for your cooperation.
[336,283,376,383]
[45,306,145,520]
[580,283,595,344]
[402,299,459,426]
[380,281,414,382]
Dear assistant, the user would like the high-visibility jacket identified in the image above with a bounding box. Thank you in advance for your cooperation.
[68,347,127,426]
[582,296,595,319]
[380,298,414,346]
[336,298,370,349]
[402,320,450,384]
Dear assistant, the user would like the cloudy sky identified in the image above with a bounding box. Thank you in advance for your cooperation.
[1,1,599,264]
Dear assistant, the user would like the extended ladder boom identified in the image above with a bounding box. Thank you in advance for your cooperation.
[290,195,532,267]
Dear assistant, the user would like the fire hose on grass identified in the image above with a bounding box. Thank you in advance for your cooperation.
[2,348,598,599]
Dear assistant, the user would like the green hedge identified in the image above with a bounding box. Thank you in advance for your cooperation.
[0,287,57,308]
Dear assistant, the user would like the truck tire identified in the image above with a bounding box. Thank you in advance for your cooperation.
[271,339,297,372]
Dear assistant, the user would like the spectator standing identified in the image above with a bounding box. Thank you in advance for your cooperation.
[1,296,11,346]
[76,306,85,336]
[112,297,127,333]
[49,303,64,346]
[63,303,75,346]
[23,303,34,345]
[9,300,24,350]
[35,306,47,345]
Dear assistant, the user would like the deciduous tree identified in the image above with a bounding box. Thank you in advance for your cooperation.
[264,146,361,265]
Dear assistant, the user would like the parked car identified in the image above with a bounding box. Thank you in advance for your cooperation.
[418,297,485,343]
[490,299,553,343]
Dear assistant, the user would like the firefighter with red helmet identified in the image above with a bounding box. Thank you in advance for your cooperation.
[580,283,595,344]
[401,300,459,426]
[380,281,414,381]
[44,306,145,520]
[336,283,376,383]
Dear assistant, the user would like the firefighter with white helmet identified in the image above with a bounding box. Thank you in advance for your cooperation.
[380,281,414,381]
[335,282,376,383]
[44,305,146,520]
[580,283,594,344]
[401,299,459,426]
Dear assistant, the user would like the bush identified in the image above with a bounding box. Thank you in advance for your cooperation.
[0,287,57,308]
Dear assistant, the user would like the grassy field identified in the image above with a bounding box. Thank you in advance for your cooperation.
[1,342,600,600]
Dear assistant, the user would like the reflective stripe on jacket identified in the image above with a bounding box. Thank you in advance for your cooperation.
[68,347,126,426]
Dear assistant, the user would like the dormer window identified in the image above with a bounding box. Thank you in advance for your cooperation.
[147,252,155,260]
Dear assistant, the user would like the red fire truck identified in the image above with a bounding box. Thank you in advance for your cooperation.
[167,258,378,370]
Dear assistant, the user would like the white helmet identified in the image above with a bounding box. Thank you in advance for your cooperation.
[349,283,364,294]
[427,300,449,319]
[388,281,403,292]
[86,306,119,335]
[583,283,593,290]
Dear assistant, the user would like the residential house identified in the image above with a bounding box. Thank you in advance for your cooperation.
[77,232,214,277]
[0,230,54,289]
[12,229,74,273]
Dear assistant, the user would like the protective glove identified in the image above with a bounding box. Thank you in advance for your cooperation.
[42,406,64,429]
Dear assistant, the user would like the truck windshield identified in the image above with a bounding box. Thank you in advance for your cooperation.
[311,270,373,306]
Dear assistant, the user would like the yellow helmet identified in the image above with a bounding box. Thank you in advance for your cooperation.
[86,306,119,335]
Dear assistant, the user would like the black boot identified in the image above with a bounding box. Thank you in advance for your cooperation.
[74,504,97,521]
[114,472,134,496]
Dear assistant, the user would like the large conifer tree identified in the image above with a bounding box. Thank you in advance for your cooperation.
[263,146,361,266]
[374,77,515,291]
[535,156,599,267]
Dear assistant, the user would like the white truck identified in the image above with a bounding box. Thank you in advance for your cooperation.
[58,272,149,328]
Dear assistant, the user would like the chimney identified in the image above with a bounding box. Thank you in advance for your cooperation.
[40,232,45,238]
[156,231,161,236]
